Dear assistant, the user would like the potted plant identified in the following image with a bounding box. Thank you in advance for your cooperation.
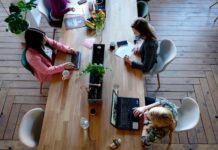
[80,63,109,82]
[2,0,37,34]
[80,63,110,102]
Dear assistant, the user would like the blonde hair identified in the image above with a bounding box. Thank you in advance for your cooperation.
[148,107,176,144]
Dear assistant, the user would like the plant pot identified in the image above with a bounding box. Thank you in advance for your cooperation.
[88,44,105,102]
[92,44,105,64]
[88,74,103,102]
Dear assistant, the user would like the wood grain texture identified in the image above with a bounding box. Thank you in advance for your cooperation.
[38,0,145,150]
[0,0,218,149]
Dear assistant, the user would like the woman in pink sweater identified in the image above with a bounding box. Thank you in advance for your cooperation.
[25,28,75,82]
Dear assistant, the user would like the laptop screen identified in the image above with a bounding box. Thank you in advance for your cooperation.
[111,90,118,126]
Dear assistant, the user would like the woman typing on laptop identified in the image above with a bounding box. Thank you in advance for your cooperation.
[24,28,76,81]
[133,97,177,148]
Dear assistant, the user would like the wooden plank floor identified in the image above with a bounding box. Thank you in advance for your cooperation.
[0,0,218,149]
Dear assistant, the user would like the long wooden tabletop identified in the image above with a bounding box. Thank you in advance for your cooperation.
[38,0,145,149]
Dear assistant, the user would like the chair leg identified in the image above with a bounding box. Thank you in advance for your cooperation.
[148,12,151,21]
[214,16,218,23]
[209,2,218,8]
[157,73,160,89]
[52,28,56,39]
[40,82,43,94]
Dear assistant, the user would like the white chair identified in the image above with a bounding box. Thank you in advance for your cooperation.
[209,1,218,23]
[37,0,62,39]
[25,0,42,27]
[175,97,200,132]
[19,108,44,148]
[148,39,177,88]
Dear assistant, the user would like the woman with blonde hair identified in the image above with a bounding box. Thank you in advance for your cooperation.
[133,97,177,147]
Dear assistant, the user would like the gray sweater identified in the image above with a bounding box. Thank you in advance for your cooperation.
[132,39,158,72]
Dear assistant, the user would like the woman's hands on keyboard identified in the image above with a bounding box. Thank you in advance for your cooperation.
[67,48,76,54]
[64,62,75,70]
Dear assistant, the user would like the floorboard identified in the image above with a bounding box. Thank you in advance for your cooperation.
[0,0,218,149]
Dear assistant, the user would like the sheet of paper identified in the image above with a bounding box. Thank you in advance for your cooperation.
[115,41,134,58]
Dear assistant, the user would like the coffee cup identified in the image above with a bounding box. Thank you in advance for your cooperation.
[110,42,116,51]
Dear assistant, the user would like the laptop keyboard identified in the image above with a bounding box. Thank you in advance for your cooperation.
[119,99,131,126]
[71,51,81,70]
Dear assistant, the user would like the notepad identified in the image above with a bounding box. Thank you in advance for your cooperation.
[115,41,134,58]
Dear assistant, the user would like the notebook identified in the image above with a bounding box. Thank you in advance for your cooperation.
[71,51,81,70]
[111,90,140,130]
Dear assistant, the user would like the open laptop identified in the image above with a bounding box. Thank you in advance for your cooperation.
[110,90,140,130]
[64,5,85,29]
[71,51,81,70]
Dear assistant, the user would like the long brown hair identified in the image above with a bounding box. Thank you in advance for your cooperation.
[131,18,156,40]
[25,28,51,62]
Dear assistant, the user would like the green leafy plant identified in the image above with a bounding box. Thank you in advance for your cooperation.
[85,10,106,31]
[3,0,37,34]
[80,63,110,81]
[92,10,105,31]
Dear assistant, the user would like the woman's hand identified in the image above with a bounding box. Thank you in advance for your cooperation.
[64,62,75,70]
[133,106,148,117]
[124,55,132,66]
[132,47,140,55]
[67,48,76,54]
[70,7,75,12]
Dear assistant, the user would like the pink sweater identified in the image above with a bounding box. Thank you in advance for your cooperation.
[26,37,70,82]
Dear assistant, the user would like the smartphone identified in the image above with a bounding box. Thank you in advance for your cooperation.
[78,0,87,5]
[117,40,128,47]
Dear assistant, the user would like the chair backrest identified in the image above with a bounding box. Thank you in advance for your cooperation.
[37,0,54,26]
[150,39,177,74]
[175,97,200,132]
[137,1,149,18]
[19,108,44,148]
[37,0,62,28]
[37,0,51,17]
[21,49,34,74]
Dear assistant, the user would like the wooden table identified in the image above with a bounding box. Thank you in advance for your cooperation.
[38,0,145,149]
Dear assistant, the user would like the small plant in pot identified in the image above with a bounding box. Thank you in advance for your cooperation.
[80,63,110,101]
[80,63,110,82]
[3,0,37,34]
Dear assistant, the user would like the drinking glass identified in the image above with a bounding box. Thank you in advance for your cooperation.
[80,117,89,129]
